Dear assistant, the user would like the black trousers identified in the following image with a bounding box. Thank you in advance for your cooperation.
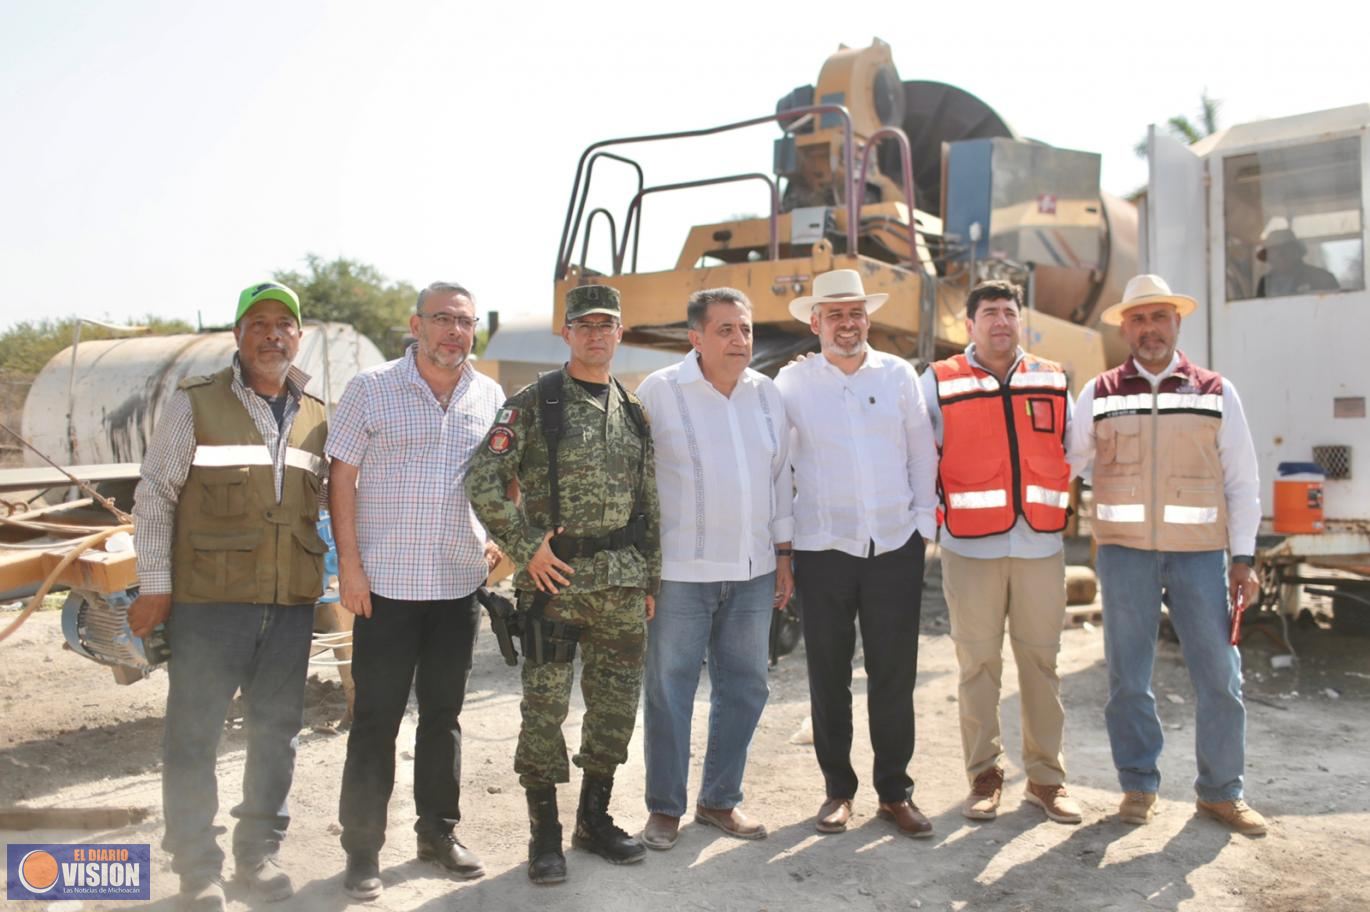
[796,531,923,804]
[339,592,480,856]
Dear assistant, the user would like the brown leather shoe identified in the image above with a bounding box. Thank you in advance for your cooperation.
[877,799,933,838]
[641,813,680,850]
[1118,791,1157,825]
[1024,782,1083,824]
[1195,798,1267,836]
[962,768,1004,820]
[815,797,852,834]
[694,806,767,840]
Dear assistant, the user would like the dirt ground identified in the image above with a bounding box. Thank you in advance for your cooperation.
[3,554,1368,912]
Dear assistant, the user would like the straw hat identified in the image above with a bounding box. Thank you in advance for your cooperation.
[788,269,889,321]
[1099,274,1198,326]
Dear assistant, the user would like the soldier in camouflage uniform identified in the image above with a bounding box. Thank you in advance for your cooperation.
[465,284,660,884]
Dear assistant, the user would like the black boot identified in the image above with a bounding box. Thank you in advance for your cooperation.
[526,786,567,885]
[342,854,383,901]
[572,774,646,865]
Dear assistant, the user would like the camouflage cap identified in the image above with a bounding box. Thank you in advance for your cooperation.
[565,284,621,323]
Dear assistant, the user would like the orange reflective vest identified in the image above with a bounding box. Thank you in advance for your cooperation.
[932,353,1070,538]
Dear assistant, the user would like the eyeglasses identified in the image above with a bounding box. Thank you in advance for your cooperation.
[418,313,479,331]
[569,319,620,336]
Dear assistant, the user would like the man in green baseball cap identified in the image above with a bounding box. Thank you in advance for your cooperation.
[236,281,303,325]
[563,283,621,324]
[129,277,325,911]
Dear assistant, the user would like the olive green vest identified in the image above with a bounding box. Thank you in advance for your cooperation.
[170,366,329,605]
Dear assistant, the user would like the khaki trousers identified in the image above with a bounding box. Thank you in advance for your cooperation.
[941,549,1068,785]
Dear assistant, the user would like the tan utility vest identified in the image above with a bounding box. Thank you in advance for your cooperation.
[1090,354,1228,552]
[170,366,329,604]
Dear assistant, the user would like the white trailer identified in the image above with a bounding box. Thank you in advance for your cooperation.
[1145,104,1370,631]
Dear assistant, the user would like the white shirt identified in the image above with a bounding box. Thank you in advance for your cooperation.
[776,346,939,557]
[920,344,1075,561]
[1070,351,1262,557]
[637,352,793,582]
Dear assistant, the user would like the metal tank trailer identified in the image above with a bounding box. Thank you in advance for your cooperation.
[13,323,383,716]
[23,321,383,467]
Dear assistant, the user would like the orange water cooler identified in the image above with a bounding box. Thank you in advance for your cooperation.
[1273,462,1325,534]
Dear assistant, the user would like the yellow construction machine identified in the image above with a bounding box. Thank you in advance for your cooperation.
[552,39,1139,389]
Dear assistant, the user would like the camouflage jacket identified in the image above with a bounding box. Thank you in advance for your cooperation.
[465,367,661,594]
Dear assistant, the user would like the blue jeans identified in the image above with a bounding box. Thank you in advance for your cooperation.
[1096,546,1246,802]
[643,574,774,816]
[163,602,314,883]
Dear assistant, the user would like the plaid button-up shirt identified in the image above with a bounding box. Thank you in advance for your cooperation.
[326,345,504,601]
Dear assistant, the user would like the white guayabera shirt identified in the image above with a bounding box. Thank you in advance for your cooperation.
[776,346,939,557]
[637,351,794,583]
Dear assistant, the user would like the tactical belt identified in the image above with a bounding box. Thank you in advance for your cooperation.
[550,515,648,560]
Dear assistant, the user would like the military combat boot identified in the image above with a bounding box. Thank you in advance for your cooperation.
[572,774,646,865]
[525,786,567,885]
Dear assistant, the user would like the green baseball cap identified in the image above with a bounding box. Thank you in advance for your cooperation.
[236,281,302,324]
[565,284,621,323]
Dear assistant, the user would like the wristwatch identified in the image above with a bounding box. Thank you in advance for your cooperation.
[1231,554,1255,567]
[775,547,793,557]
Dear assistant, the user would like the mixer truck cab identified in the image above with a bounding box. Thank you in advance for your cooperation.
[1145,103,1370,630]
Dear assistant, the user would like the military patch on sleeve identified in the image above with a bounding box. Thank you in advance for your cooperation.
[488,426,516,454]
[496,407,519,425]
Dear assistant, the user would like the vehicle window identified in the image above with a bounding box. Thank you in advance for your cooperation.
[1222,136,1364,302]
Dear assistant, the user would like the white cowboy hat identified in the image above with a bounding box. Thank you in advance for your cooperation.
[1099,274,1198,326]
[787,268,889,322]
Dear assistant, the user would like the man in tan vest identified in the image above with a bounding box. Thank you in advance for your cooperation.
[130,282,329,911]
[1070,274,1267,836]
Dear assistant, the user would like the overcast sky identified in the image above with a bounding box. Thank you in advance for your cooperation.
[2,0,1366,336]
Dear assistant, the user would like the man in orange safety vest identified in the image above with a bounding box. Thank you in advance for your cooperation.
[921,280,1082,826]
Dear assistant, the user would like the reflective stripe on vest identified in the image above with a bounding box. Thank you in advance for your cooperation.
[192,444,327,477]
[1025,485,1070,509]
[1009,371,1069,390]
[1093,392,1223,419]
[1163,504,1219,524]
[1096,503,1145,523]
[1097,503,1217,526]
[937,375,999,398]
[948,489,1009,510]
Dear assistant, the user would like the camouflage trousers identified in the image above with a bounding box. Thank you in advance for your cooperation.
[516,586,647,789]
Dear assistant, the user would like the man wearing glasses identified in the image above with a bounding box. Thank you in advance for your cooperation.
[330,282,505,900]
[775,269,940,839]
[467,284,661,885]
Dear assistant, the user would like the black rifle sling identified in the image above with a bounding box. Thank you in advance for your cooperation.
[527,370,566,629]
